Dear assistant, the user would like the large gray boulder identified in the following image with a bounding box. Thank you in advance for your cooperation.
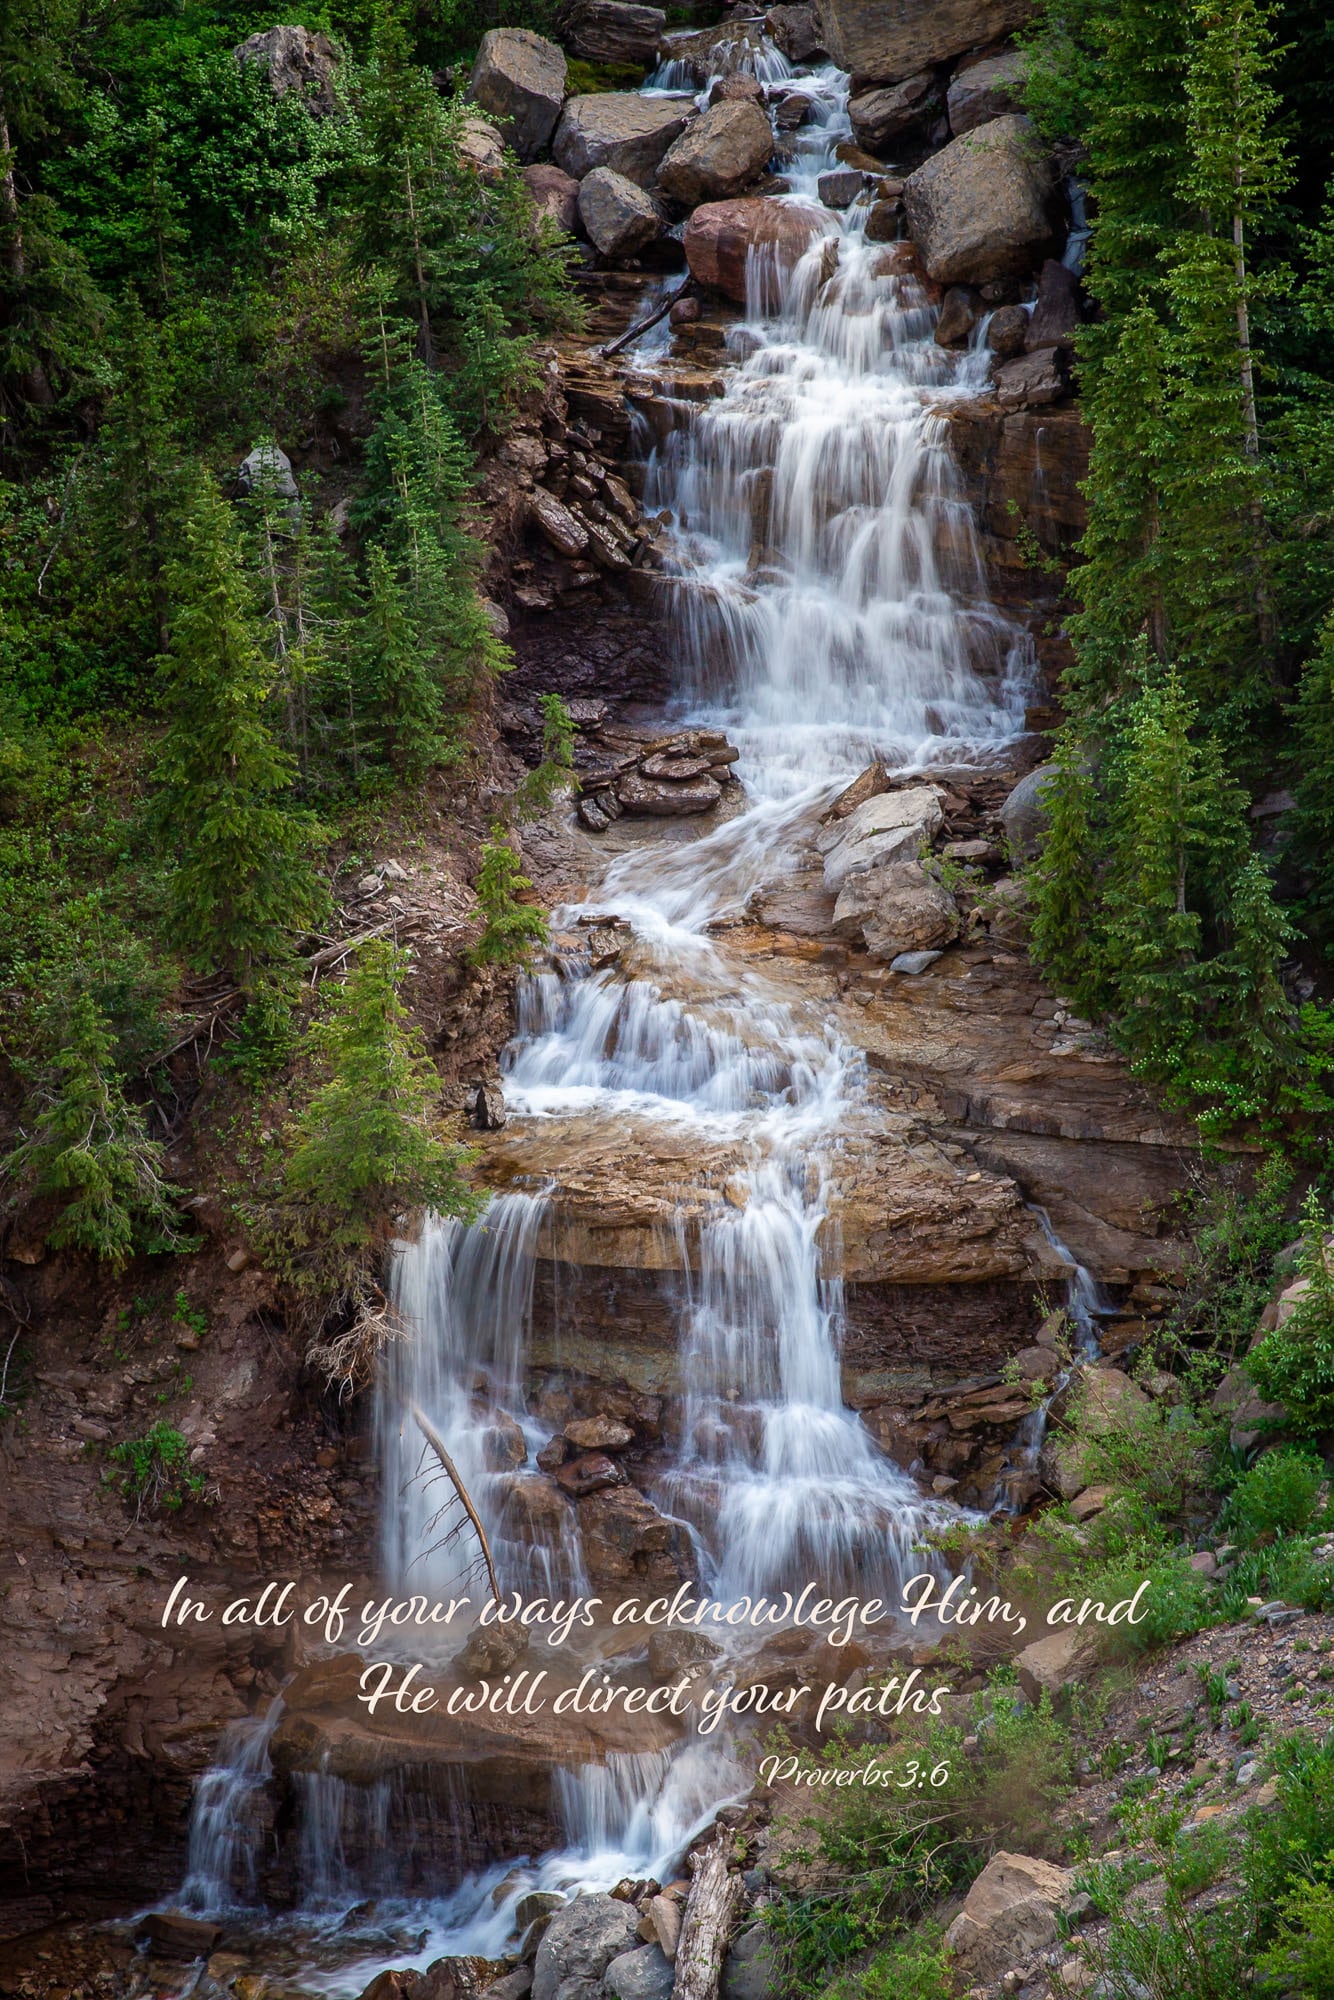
[554,93,694,188]
[834,861,959,960]
[470,29,567,163]
[604,1946,674,2000]
[559,0,667,66]
[656,100,773,206]
[848,71,939,153]
[578,167,662,259]
[815,0,1034,83]
[816,785,943,893]
[947,49,1028,138]
[945,1852,1073,1986]
[904,114,1056,285]
[533,1897,642,2000]
[235,24,340,114]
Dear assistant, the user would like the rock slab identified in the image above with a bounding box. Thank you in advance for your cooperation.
[945,1851,1073,1984]
[554,93,693,188]
[815,0,1035,83]
[904,114,1056,285]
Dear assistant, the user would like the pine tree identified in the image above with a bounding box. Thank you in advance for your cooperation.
[1027,726,1106,1005]
[155,475,329,980]
[284,939,477,1255]
[1290,613,1334,936]
[355,543,442,782]
[468,830,548,965]
[84,290,184,658]
[2,990,181,1267]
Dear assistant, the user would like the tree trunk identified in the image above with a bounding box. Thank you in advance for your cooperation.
[671,1833,743,2000]
[0,94,54,407]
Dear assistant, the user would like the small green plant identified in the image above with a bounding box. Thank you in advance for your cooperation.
[106,1422,205,1517]
[1225,1444,1325,1544]
[1246,1191,1334,1433]
[822,1923,954,2000]
[172,1291,207,1340]
[1198,1663,1230,1726]
[1257,1878,1334,1996]
[514,693,576,819]
[467,828,548,966]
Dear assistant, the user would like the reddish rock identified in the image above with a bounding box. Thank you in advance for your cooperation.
[578,1486,697,1587]
[556,1450,627,1496]
[683,197,829,306]
[565,1415,635,1451]
[523,163,580,236]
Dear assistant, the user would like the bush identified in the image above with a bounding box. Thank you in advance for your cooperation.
[468,830,548,966]
[822,1924,953,2000]
[106,1421,204,1516]
[1064,1384,1221,1530]
[1224,1445,1325,1545]
[1246,1190,1334,1433]
[1257,1878,1334,1996]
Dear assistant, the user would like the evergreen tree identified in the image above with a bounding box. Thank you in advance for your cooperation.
[468,830,548,965]
[2,990,181,1268]
[355,543,442,781]
[284,939,477,1256]
[155,475,329,980]
[1289,614,1334,936]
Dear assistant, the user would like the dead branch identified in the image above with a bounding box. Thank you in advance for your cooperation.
[601,276,695,360]
[672,1831,743,2000]
[410,1400,500,1602]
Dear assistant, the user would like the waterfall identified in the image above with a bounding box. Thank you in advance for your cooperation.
[179,1702,283,1912]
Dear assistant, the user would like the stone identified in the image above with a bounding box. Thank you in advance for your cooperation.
[1015,1628,1097,1704]
[863,199,901,242]
[994,347,1068,408]
[643,1895,682,1961]
[578,1485,696,1587]
[1077,1367,1151,1435]
[945,1851,1073,1985]
[948,49,1029,137]
[556,1450,627,1496]
[524,164,582,235]
[559,1,667,67]
[765,5,823,62]
[835,861,958,960]
[819,168,867,209]
[904,116,1057,286]
[848,72,939,153]
[889,949,942,974]
[1027,257,1080,350]
[482,1414,528,1470]
[824,758,888,819]
[999,762,1058,862]
[238,441,297,500]
[683,197,829,305]
[470,29,567,163]
[1211,1364,1289,1453]
[469,1077,508,1131]
[647,1628,722,1680]
[816,784,944,891]
[529,487,590,557]
[483,1973,534,2000]
[554,95,694,190]
[578,168,662,260]
[457,1621,530,1678]
[670,295,702,326]
[709,75,765,106]
[565,1414,635,1451]
[459,114,508,182]
[986,303,1029,357]
[657,102,774,206]
[617,770,722,815]
[603,1945,673,2000]
[934,285,980,347]
[532,1896,643,2000]
[721,1924,781,2000]
[235,24,340,114]
[815,0,1035,84]
[137,1913,224,1960]
[1069,1484,1113,1521]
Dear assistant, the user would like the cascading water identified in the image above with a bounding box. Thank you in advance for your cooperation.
[179,22,1044,1970]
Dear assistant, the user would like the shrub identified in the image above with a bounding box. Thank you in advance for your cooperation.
[1224,1445,1325,1545]
[468,830,548,966]
[822,1924,953,2000]
[1246,1189,1334,1433]
[1257,1878,1334,1996]
[106,1421,204,1516]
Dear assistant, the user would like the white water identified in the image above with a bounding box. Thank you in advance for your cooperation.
[181,23,1039,1966]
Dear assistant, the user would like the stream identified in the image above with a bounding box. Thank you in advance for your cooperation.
[172,24,1057,1991]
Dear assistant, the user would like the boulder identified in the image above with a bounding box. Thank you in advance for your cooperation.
[459,114,508,182]
[556,1450,627,1496]
[683,197,829,305]
[1212,1364,1289,1454]
[815,0,1035,84]
[647,1628,722,1679]
[994,347,1068,407]
[524,163,581,235]
[578,168,662,259]
[559,0,667,66]
[710,74,765,105]
[528,488,589,557]
[948,49,1028,137]
[238,441,297,500]
[578,1485,696,1587]
[617,770,723,815]
[848,72,939,153]
[904,115,1057,285]
[457,1620,530,1678]
[554,94,694,188]
[945,1852,1073,1984]
[1076,1366,1151,1436]
[470,29,567,162]
[136,1913,223,1961]
[603,1946,674,2000]
[934,285,979,347]
[765,5,824,62]
[999,761,1057,861]
[816,784,944,892]
[721,1925,781,2000]
[1014,1628,1097,1704]
[817,168,866,209]
[533,1897,643,2000]
[1027,256,1080,351]
[235,24,340,114]
[836,861,959,960]
[657,101,773,206]
[986,303,1029,357]
[564,1415,635,1451]
[864,199,901,242]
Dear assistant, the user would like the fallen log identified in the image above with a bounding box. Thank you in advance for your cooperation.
[671,1830,743,2000]
[601,276,695,360]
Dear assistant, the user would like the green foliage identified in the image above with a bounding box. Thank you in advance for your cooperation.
[154,474,330,980]
[1291,611,1334,940]
[468,829,548,965]
[1224,1444,1325,1543]
[1,990,183,1269]
[280,939,478,1266]
[1258,1878,1334,1996]
[1246,1189,1334,1429]
[105,1419,203,1515]
[820,1925,953,2000]
[514,692,577,817]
